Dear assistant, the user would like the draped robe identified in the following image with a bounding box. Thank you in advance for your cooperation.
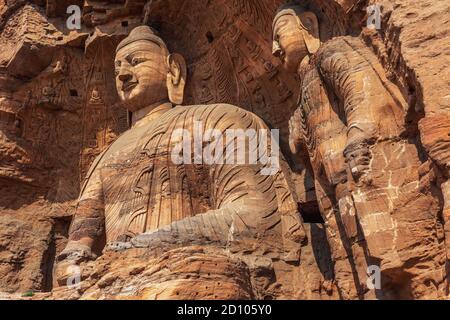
[68,103,304,261]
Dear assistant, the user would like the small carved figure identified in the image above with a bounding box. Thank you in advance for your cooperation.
[89,87,103,105]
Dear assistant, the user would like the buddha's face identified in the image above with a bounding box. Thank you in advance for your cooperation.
[115,40,169,112]
[273,14,309,73]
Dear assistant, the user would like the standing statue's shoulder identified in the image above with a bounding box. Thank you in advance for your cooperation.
[317,36,368,59]
[319,36,349,49]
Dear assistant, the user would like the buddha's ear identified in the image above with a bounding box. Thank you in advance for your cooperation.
[166,53,187,105]
[298,12,320,55]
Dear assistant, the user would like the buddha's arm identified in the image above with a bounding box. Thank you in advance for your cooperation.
[58,167,105,262]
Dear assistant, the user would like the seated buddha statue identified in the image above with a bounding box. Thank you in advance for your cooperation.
[55,26,305,298]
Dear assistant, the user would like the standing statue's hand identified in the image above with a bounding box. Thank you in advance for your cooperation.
[344,140,372,181]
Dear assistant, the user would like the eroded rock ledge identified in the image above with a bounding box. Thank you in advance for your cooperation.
[0,0,448,300]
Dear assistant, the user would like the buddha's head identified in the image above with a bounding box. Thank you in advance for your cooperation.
[272,4,320,72]
[115,26,186,112]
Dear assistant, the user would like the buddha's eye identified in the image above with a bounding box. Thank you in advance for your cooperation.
[131,57,145,66]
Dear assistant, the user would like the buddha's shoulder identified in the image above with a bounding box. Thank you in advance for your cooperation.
[169,103,267,129]
[170,103,262,121]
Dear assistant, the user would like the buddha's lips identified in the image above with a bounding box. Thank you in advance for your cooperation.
[122,81,138,92]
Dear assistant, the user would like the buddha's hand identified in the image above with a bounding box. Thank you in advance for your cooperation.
[54,243,96,288]
[343,139,372,182]
[103,241,133,252]
[130,228,177,249]
[103,228,181,253]
[103,233,171,252]
[289,108,304,154]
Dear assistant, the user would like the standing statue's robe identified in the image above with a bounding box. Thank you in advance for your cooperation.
[68,103,304,261]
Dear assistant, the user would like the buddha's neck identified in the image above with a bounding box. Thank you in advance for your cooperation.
[131,100,172,128]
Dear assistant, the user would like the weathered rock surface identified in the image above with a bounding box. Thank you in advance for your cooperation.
[0,0,448,300]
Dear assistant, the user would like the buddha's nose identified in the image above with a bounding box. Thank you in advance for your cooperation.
[119,72,132,83]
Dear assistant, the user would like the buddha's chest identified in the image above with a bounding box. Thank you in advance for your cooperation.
[96,121,212,241]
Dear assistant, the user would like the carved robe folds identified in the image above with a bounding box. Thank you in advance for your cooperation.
[69,103,304,262]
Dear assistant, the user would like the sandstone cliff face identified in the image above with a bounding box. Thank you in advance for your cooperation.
[0,0,448,300]
[362,0,450,298]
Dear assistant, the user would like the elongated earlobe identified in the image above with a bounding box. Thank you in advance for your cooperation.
[166,53,187,105]
[272,40,282,57]
[298,12,320,55]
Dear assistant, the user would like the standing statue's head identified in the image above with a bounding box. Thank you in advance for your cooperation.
[272,4,320,72]
[115,26,186,112]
